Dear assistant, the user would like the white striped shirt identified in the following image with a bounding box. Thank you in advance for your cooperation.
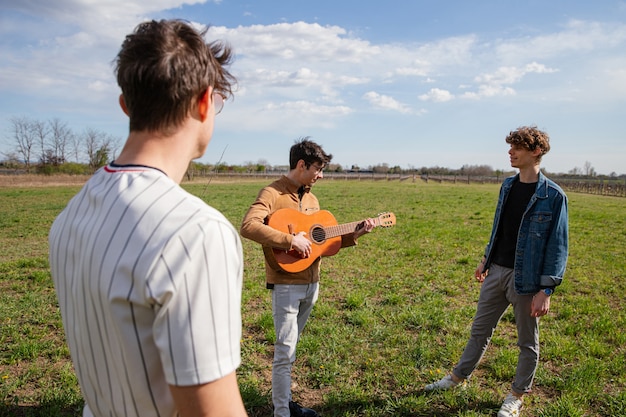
[49,164,243,417]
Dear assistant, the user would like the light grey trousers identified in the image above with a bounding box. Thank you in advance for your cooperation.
[271,283,319,417]
[452,263,540,394]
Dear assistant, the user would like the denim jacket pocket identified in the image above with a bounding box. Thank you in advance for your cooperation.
[529,212,552,239]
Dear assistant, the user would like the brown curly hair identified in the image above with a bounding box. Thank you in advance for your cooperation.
[505,126,550,162]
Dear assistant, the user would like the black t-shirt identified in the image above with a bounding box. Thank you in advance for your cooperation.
[491,180,537,268]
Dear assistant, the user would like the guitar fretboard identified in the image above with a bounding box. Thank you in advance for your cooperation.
[320,218,382,239]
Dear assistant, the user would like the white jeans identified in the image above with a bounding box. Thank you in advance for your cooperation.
[271,283,319,417]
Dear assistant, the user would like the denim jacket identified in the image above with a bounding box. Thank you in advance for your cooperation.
[484,172,569,295]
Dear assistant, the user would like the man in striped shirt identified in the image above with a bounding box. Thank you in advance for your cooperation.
[49,19,247,417]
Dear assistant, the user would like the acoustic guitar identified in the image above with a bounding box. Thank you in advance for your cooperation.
[266,208,396,273]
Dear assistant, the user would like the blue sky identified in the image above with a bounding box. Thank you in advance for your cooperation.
[1,0,625,175]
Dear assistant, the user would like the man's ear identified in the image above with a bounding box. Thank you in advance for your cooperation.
[197,88,211,121]
[119,94,129,116]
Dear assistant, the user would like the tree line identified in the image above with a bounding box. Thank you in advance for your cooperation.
[2,116,623,180]
[2,116,121,174]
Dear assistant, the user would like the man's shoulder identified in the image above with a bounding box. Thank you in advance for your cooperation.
[500,175,518,190]
[263,176,293,193]
[540,174,567,199]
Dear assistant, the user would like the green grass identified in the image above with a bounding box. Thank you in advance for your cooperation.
[0,179,624,416]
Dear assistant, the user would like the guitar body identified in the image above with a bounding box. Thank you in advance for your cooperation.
[266,208,396,273]
[268,209,342,273]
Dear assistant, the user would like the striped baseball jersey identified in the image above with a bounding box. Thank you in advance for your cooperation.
[49,164,243,417]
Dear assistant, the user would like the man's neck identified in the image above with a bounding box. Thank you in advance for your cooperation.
[115,130,196,184]
[286,170,304,188]
[518,165,540,183]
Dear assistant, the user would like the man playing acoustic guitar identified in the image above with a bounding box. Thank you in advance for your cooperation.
[240,137,376,417]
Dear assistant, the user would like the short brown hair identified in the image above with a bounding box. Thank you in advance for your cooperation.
[505,126,550,161]
[289,137,332,170]
[115,19,236,133]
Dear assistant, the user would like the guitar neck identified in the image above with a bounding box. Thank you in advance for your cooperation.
[324,219,375,238]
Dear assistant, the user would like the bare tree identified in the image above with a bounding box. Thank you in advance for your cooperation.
[460,164,494,177]
[326,163,343,172]
[10,116,36,172]
[83,128,116,171]
[1,151,21,170]
[243,160,256,172]
[84,128,104,170]
[69,131,83,163]
[256,158,270,172]
[49,118,72,164]
[372,163,390,174]
[31,119,50,165]
[583,161,596,177]
[568,167,582,176]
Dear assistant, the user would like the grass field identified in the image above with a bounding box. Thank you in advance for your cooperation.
[0,178,625,416]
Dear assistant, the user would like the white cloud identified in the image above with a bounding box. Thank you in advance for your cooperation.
[396,67,429,77]
[5,0,209,24]
[494,19,626,63]
[418,88,454,102]
[461,85,516,100]
[474,63,558,85]
[265,100,352,115]
[362,91,412,114]
[216,22,381,63]
[222,100,353,132]
[454,62,558,99]
[415,35,477,68]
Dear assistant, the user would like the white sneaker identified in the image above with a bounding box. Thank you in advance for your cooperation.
[497,393,523,417]
[424,374,463,391]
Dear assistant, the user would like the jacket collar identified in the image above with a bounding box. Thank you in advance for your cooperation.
[536,171,549,198]
[279,175,310,195]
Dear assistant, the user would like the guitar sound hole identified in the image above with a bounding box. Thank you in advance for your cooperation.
[310,226,326,243]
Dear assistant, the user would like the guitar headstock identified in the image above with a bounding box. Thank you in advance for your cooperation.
[376,212,396,228]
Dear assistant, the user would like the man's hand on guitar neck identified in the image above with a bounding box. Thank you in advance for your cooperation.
[354,218,376,239]
[291,231,312,258]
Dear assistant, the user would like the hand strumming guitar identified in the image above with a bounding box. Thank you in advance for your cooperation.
[291,231,312,258]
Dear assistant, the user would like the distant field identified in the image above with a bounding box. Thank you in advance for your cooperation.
[0,179,624,416]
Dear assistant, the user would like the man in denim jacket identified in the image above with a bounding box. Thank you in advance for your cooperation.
[424,126,569,417]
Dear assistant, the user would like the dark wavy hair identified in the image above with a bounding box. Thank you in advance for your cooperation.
[114,19,236,133]
[289,137,333,169]
[505,126,550,161]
